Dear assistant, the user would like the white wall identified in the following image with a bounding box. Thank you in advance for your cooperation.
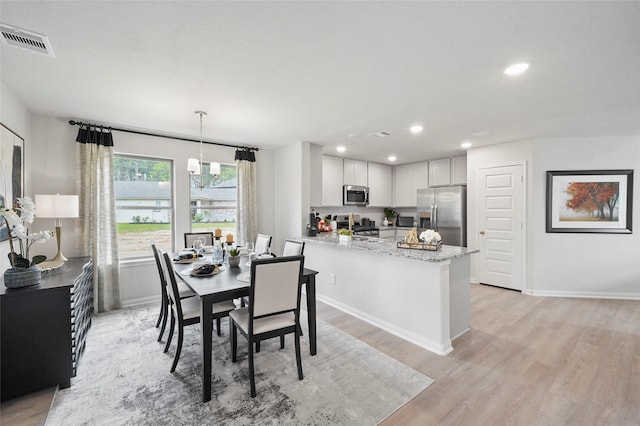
[274,141,307,254]
[530,137,640,298]
[0,82,32,272]
[468,136,640,299]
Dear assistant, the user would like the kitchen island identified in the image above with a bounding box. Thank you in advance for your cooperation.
[299,233,478,355]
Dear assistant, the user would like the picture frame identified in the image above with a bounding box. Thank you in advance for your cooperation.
[1,123,25,242]
[546,169,633,234]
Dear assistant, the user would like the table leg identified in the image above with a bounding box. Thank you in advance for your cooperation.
[200,296,213,402]
[306,274,317,356]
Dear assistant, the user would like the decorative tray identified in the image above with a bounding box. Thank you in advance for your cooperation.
[396,241,442,251]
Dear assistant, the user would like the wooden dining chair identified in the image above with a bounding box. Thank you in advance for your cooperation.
[229,255,305,397]
[184,232,214,248]
[160,251,236,373]
[151,243,195,342]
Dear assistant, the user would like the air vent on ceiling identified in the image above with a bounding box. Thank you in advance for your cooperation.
[369,131,391,138]
[0,23,55,57]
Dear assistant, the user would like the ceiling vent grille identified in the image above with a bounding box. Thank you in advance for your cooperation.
[0,23,55,57]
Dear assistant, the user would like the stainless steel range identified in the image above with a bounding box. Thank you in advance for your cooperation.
[335,215,380,237]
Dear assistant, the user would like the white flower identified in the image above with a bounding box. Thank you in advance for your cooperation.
[1,196,53,267]
[419,229,442,244]
[16,197,36,223]
[0,209,21,228]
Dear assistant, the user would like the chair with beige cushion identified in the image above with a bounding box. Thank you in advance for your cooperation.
[254,233,272,256]
[160,250,236,373]
[184,232,214,248]
[151,243,195,342]
[229,255,305,397]
[282,239,305,256]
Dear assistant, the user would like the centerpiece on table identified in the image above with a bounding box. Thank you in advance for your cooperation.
[1,196,53,288]
[419,229,442,251]
[228,248,241,267]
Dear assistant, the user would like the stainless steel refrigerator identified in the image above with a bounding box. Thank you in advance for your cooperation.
[417,186,467,247]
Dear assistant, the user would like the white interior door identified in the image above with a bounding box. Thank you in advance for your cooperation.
[477,164,524,291]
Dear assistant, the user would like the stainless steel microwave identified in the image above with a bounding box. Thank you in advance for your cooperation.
[343,185,369,206]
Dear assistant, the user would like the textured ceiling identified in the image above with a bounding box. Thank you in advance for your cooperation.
[1,1,639,164]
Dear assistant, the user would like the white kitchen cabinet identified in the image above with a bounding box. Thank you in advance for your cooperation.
[378,228,395,239]
[367,162,392,206]
[396,228,412,240]
[429,158,451,187]
[393,161,428,207]
[322,155,343,206]
[451,155,467,185]
[343,159,368,186]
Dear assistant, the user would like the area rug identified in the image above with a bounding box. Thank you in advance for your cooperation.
[46,304,432,425]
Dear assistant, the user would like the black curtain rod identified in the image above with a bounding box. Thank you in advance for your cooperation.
[68,120,259,152]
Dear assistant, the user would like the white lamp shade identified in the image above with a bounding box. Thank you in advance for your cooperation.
[209,162,220,175]
[187,158,201,175]
[35,194,80,218]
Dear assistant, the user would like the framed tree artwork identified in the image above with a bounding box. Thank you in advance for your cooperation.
[1,123,25,242]
[546,169,633,234]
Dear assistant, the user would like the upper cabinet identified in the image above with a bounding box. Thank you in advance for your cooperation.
[393,162,428,207]
[451,155,467,185]
[367,162,392,207]
[428,158,451,187]
[322,155,343,206]
[343,159,368,186]
[428,156,466,187]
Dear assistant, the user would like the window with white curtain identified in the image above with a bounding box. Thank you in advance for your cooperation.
[114,154,173,258]
[189,162,237,242]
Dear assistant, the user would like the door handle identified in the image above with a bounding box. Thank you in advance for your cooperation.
[479,230,485,235]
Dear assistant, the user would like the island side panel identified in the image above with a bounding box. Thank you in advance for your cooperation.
[449,255,471,340]
[304,242,455,355]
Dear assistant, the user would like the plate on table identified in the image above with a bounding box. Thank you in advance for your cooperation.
[174,257,198,264]
[236,272,251,283]
[181,264,224,277]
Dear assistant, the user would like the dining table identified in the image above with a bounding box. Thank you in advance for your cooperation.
[172,254,319,403]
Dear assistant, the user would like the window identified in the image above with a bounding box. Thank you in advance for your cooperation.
[114,155,173,258]
[190,162,237,242]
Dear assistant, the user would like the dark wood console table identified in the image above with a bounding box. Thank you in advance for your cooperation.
[0,257,93,401]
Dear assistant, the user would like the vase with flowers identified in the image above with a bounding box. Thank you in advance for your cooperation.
[419,229,442,251]
[1,196,53,288]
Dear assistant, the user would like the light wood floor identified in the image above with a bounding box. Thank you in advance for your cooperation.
[3,284,639,425]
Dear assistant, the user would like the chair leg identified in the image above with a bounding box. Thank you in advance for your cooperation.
[256,341,261,353]
[280,335,285,349]
[248,338,256,398]
[295,327,303,380]
[155,301,163,328]
[157,298,168,342]
[170,324,184,373]
[230,319,237,363]
[216,317,222,337]
[164,312,175,353]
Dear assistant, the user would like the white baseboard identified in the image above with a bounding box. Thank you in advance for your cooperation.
[526,289,640,300]
[122,295,160,308]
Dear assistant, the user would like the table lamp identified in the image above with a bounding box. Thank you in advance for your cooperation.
[35,194,79,263]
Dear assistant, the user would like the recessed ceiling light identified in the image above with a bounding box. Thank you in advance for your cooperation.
[388,155,397,162]
[336,146,346,153]
[461,141,472,149]
[504,62,529,76]
[410,125,423,134]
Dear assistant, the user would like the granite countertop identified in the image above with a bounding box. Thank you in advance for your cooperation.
[300,233,478,263]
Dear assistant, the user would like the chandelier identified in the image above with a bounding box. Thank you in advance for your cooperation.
[188,110,220,190]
